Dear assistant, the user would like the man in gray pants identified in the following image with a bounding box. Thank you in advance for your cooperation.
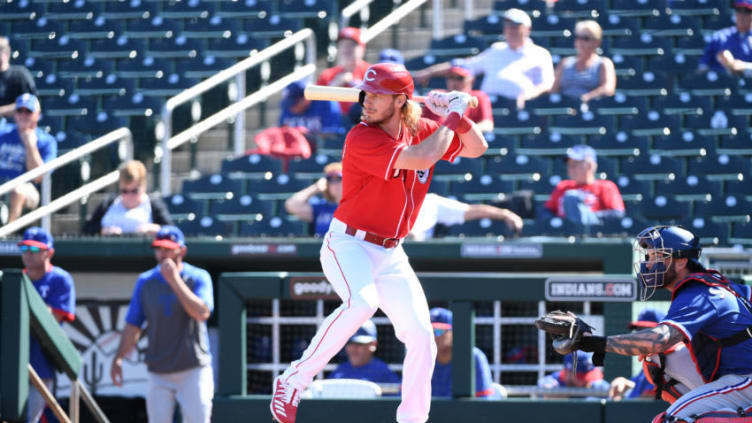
[111,226,214,423]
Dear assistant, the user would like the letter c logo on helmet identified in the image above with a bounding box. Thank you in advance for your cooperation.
[356,62,414,99]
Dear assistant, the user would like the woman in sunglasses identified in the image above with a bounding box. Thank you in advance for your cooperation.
[550,20,616,103]
[285,162,343,237]
[82,160,173,236]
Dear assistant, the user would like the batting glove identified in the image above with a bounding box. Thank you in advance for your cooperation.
[446,91,472,117]
[425,91,450,117]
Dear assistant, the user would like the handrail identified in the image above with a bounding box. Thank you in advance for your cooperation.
[361,0,429,43]
[0,127,132,235]
[160,28,317,195]
[340,0,375,28]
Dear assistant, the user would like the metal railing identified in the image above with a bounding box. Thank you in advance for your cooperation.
[361,0,429,44]
[340,0,375,28]
[159,28,317,196]
[0,128,133,237]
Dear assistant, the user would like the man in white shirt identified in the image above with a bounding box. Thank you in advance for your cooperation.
[413,8,554,109]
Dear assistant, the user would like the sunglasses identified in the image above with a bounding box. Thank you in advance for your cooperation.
[575,34,596,42]
[446,75,466,81]
[120,187,140,195]
[14,108,33,115]
[326,174,342,182]
[19,245,44,253]
[433,328,448,337]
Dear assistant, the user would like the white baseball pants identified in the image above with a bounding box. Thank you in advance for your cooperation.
[281,218,437,423]
[146,365,214,423]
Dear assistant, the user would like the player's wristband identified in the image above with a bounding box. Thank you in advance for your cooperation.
[444,113,473,134]
[579,336,607,354]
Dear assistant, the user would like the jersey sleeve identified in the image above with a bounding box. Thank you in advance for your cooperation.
[699,30,723,68]
[473,348,495,397]
[601,181,625,211]
[49,270,76,322]
[452,47,492,76]
[544,183,565,214]
[662,284,716,341]
[191,268,214,313]
[345,125,407,180]
[125,278,146,328]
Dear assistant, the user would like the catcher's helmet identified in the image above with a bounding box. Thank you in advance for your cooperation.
[634,225,703,300]
[356,62,414,99]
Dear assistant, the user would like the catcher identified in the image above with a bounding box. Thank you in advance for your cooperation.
[536,225,752,423]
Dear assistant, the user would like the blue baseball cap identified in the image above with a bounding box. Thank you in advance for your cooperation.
[18,226,53,250]
[152,225,185,249]
[348,319,377,344]
[379,48,404,65]
[567,144,597,163]
[281,80,306,109]
[16,93,40,113]
[430,307,452,330]
[629,308,666,329]
[563,351,596,374]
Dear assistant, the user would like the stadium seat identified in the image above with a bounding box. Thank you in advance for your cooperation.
[183,16,241,40]
[163,194,205,220]
[679,217,729,246]
[10,19,65,40]
[688,154,752,180]
[651,131,714,156]
[0,1,44,20]
[610,54,642,77]
[434,156,484,177]
[694,196,752,223]
[553,0,604,18]
[216,0,272,18]
[102,1,158,20]
[36,74,75,97]
[45,1,98,20]
[718,134,752,156]
[677,71,738,96]
[492,0,547,12]
[67,113,128,138]
[429,34,487,57]
[287,154,336,176]
[590,93,643,116]
[519,176,559,201]
[725,178,752,199]
[29,37,84,59]
[448,218,517,238]
[621,154,683,181]
[68,17,123,40]
[24,57,54,80]
[643,14,700,37]
[103,93,163,117]
[619,111,677,137]
[609,0,662,16]
[588,131,647,156]
[611,33,671,56]
[178,215,233,237]
[90,36,148,59]
[177,56,235,79]
[238,217,308,237]
[148,36,204,59]
[43,94,95,117]
[685,110,746,136]
[464,13,505,40]
[549,112,614,136]
[655,175,722,201]
[638,195,691,222]
[729,220,752,246]
[250,174,309,199]
[703,13,735,32]
[597,14,638,37]
[116,56,171,79]
[39,115,64,136]
[615,174,652,200]
[124,17,180,39]
[58,57,115,79]
[211,194,273,221]
[161,1,215,19]
[452,175,515,201]
[717,95,752,116]
[486,154,549,180]
[221,154,284,178]
[429,179,451,196]
[516,132,577,156]
[206,34,268,58]
[77,74,136,96]
[653,93,710,116]
[667,0,720,17]
[530,14,576,38]
[493,109,544,136]
[182,173,244,200]
[614,71,670,96]
[482,132,517,150]
[531,216,585,237]
[139,73,199,96]
[646,53,700,75]
[596,216,650,237]
[676,35,706,54]
[243,15,302,39]
[278,0,336,18]
[527,94,579,117]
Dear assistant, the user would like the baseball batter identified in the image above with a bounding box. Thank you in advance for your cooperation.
[271,62,488,423]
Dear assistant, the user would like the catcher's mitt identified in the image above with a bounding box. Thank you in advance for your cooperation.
[534,310,595,356]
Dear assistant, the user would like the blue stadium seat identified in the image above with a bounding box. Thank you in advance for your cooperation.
[703,13,735,31]
[90,36,148,59]
[679,217,728,246]
[178,56,235,79]
[161,1,215,19]
[211,194,273,220]
[103,93,163,117]
[694,196,752,223]
[148,36,204,59]
[530,14,576,37]
[183,173,244,200]
[531,216,585,237]
[492,0,547,12]
[597,14,638,37]
[549,112,614,136]
[685,110,746,136]
[619,111,678,137]
[653,93,710,116]
[243,15,302,39]
[250,174,309,199]
[287,154,336,176]
[609,0,663,16]
[10,19,65,40]
[404,54,445,72]
[58,57,115,79]
[116,56,171,79]
[718,134,752,156]
[124,17,180,39]
[553,0,605,18]
[24,57,54,79]
[729,221,752,246]
[279,0,336,18]
[43,94,95,117]
[139,73,199,96]
[610,54,643,77]
[725,178,752,198]
[486,154,549,180]
[216,0,272,18]
[434,156,483,176]
[56,130,89,153]
[206,34,268,58]
[429,34,488,57]
[221,154,284,178]
[643,14,700,37]
[163,194,206,220]
[596,216,650,237]
[717,95,752,117]
[452,175,515,201]
[102,1,158,20]
[589,131,648,156]
[178,215,233,237]
[239,217,308,237]
[667,0,720,17]
[676,35,706,54]
[655,175,722,201]
[646,53,700,75]
[29,37,84,59]
[638,195,691,222]
[429,180,450,196]
[615,175,652,199]
[613,70,670,96]
[46,1,101,20]
[621,154,683,181]
[182,16,241,39]
[68,17,123,40]
[67,113,128,138]
[516,132,577,156]
[493,108,544,136]
[35,74,74,97]
[39,115,64,136]
[611,34,671,56]
[688,154,752,180]
[651,131,715,156]
[482,132,517,150]
[448,218,517,238]
[527,94,579,117]
[77,74,136,96]
[0,1,44,20]
[590,93,644,116]
[677,70,738,96]
[464,13,505,39]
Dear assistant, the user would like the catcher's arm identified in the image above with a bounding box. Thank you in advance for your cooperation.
[604,324,685,356]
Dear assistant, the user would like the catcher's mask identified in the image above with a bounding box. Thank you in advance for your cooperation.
[634,225,703,301]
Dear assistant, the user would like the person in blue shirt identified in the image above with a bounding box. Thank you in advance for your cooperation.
[700,0,752,74]
[0,94,56,223]
[19,227,76,423]
[279,80,344,136]
[110,226,215,423]
[429,307,496,398]
[329,319,400,387]
[538,351,610,397]
[285,162,342,237]
[561,225,752,422]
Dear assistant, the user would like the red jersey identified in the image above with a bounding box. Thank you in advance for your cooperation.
[544,179,625,217]
[334,118,463,239]
[316,60,371,115]
[421,89,493,126]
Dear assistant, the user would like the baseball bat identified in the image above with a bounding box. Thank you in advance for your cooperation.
[304,85,479,108]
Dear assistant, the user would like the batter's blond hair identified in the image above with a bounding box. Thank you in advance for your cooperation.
[402,99,422,137]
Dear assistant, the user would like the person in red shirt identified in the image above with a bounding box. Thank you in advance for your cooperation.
[316,27,371,115]
[270,63,487,423]
[420,66,494,133]
[543,145,625,225]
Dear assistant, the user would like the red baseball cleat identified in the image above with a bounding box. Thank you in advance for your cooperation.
[270,376,300,423]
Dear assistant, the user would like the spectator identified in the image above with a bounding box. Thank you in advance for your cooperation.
[284,162,342,237]
[550,20,616,103]
[0,37,37,120]
[0,94,56,224]
[329,319,401,385]
[420,66,495,132]
[609,308,667,401]
[542,145,625,225]
[378,48,404,65]
[279,80,344,136]
[430,307,497,398]
[19,227,76,423]
[82,160,173,236]
[111,226,214,423]
[409,193,523,241]
[538,351,610,395]
[317,27,371,115]
[413,8,554,109]
[700,0,752,74]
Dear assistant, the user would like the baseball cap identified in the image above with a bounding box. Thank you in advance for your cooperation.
[734,0,752,10]
[151,225,185,249]
[503,8,532,27]
[338,27,365,46]
[563,351,595,374]
[430,307,452,330]
[349,319,377,344]
[16,93,40,113]
[18,226,53,250]
[567,144,597,163]
[628,308,666,330]
[282,80,306,109]
[447,66,473,79]
[379,48,404,64]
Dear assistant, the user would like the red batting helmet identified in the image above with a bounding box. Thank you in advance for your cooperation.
[356,62,414,99]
